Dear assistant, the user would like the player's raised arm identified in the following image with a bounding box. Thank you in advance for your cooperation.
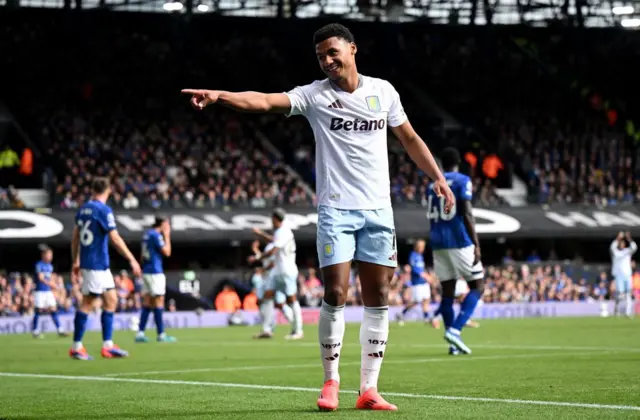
[181,89,292,114]
[391,121,455,213]
[108,230,141,276]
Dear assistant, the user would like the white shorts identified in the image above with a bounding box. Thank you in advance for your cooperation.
[265,271,299,297]
[455,279,470,297]
[81,269,115,295]
[34,291,57,309]
[142,273,167,296]
[411,284,431,302]
[433,246,484,282]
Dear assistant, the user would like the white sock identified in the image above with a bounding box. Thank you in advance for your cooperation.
[136,331,145,337]
[280,304,294,325]
[318,301,345,383]
[73,341,83,351]
[291,300,303,335]
[625,293,633,317]
[360,306,389,393]
[103,340,114,348]
[615,295,623,316]
[261,300,275,333]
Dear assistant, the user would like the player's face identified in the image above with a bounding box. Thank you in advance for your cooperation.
[315,37,356,81]
[415,241,425,253]
[272,216,281,228]
[43,250,53,263]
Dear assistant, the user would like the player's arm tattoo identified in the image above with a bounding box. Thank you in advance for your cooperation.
[391,121,445,182]
[217,92,291,114]
[71,225,80,266]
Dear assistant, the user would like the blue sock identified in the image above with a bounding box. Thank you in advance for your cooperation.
[139,307,151,333]
[51,311,61,330]
[452,290,482,331]
[423,310,432,320]
[73,311,89,343]
[439,297,455,329]
[101,311,114,342]
[153,307,164,335]
[32,312,40,332]
[402,305,412,315]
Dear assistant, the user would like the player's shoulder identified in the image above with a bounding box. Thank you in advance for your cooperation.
[361,75,397,94]
[291,79,329,95]
[446,171,471,185]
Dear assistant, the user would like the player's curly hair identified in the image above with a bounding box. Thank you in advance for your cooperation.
[313,23,355,45]
[440,147,461,171]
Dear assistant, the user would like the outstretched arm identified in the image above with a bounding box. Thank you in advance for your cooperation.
[181,89,292,114]
[391,120,455,212]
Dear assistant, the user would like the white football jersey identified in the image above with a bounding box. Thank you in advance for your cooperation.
[262,242,275,272]
[285,75,408,210]
[610,239,637,278]
[272,223,298,276]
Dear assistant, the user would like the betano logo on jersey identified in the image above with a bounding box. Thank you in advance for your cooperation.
[329,117,386,132]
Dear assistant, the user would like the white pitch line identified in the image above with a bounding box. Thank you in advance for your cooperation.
[1,372,638,412]
[103,351,605,377]
[161,341,640,353]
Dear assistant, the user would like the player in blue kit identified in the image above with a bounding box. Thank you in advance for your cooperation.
[135,216,177,343]
[69,178,141,360]
[396,240,439,327]
[32,246,68,338]
[428,148,483,355]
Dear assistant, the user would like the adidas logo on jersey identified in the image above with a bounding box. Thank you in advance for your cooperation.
[328,100,344,109]
[329,117,386,132]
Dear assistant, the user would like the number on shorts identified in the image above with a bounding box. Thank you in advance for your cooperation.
[427,195,456,222]
[79,220,94,246]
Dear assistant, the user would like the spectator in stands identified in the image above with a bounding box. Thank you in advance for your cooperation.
[215,284,242,313]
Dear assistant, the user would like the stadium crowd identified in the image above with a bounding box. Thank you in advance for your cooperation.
[0,270,166,316]
[5,259,640,317]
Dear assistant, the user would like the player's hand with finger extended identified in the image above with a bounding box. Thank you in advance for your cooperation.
[181,89,221,110]
[433,177,455,213]
[129,258,142,277]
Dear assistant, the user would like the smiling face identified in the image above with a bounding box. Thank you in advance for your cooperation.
[315,36,356,81]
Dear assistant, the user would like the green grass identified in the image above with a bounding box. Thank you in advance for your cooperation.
[1,318,639,420]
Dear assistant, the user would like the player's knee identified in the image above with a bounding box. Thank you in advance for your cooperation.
[154,295,165,308]
[263,290,275,300]
[323,285,346,307]
[441,280,456,298]
[286,295,296,304]
[102,290,118,311]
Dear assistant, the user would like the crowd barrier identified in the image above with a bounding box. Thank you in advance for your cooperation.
[1,301,632,335]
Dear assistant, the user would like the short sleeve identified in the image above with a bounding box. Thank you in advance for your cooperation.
[273,228,290,248]
[156,234,165,249]
[101,208,117,232]
[460,177,473,201]
[387,84,408,128]
[284,83,314,117]
[35,263,43,274]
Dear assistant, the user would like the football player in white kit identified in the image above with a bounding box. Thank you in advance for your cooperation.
[249,240,295,338]
[182,23,454,412]
[250,209,303,340]
[610,231,637,318]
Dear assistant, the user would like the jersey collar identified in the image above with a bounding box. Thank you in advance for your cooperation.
[329,74,364,93]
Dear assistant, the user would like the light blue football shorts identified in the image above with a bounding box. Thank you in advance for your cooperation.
[614,273,632,294]
[265,272,299,298]
[316,205,397,269]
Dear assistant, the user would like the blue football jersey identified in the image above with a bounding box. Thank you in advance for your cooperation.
[34,261,54,292]
[427,172,473,250]
[75,200,116,270]
[408,251,426,285]
[142,229,165,274]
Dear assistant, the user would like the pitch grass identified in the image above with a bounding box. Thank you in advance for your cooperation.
[0,318,639,420]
